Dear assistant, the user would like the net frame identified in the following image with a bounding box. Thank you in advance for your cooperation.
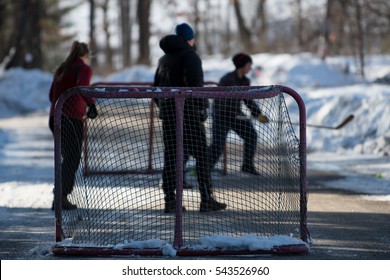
[52,85,308,257]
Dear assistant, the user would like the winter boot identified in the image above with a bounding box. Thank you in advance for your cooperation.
[62,196,77,210]
[241,164,259,175]
[164,199,186,213]
[200,197,227,212]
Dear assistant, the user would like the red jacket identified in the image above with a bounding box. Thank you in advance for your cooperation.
[49,58,94,121]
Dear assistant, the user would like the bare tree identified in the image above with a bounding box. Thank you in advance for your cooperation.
[252,0,268,52]
[119,0,132,67]
[88,0,97,67]
[232,0,252,52]
[0,0,7,59]
[137,0,151,65]
[201,0,214,54]
[364,0,390,53]
[353,0,365,77]
[99,0,114,71]
[5,0,43,69]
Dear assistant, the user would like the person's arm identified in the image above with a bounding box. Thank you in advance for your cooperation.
[76,64,92,86]
[183,51,208,111]
[243,99,262,117]
[152,65,161,108]
[49,82,54,103]
[77,64,94,106]
[243,100,268,123]
[77,64,97,119]
[241,77,268,122]
[183,52,204,87]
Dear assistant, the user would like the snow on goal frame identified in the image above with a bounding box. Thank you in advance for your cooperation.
[52,85,309,257]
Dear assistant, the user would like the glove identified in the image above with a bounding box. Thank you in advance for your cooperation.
[257,113,269,123]
[87,104,98,119]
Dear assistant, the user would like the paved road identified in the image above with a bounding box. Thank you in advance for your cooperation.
[0,114,389,259]
[0,168,389,260]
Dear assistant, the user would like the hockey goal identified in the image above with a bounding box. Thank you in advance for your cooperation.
[52,85,309,256]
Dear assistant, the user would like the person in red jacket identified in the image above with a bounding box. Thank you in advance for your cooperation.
[49,41,97,210]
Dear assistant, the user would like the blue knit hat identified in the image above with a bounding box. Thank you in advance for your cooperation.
[175,23,195,41]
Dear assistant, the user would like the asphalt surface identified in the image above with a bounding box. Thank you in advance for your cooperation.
[0,167,389,260]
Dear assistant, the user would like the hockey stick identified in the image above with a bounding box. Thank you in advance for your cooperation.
[293,114,354,129]
[236,114,354,130]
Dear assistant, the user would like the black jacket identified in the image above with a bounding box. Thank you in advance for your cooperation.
[213,71,262,119]
[153,35,208,121]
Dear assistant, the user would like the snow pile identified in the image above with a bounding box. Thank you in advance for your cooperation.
[103,65,154,84]
[0,182,53,208]
[200,234,308,251]
[0,67,52,118]
[114,239,177,257]
[299,84,390,155]
[1,53,390,156]
[249,53,361,87]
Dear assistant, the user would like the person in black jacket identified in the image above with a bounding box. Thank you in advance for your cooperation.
[154,23,226,213]
[208,53,268,175]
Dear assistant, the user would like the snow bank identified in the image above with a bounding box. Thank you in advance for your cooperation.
[1,53,389,156]
[200,234,308,251]
[0,67,52,118]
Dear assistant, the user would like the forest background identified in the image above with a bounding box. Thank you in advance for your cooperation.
[1,0,390,77]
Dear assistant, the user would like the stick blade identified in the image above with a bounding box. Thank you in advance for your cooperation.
[335,114,354,129]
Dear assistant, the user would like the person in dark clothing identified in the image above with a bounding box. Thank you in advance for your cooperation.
[208,53,268,175]
[49,41,97,210]
[154,23,226,213]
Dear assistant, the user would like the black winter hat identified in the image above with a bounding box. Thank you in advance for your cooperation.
[175,23,195,41]
[232,53,252,69]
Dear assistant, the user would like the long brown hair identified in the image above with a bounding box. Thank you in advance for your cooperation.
[54,41,90,81]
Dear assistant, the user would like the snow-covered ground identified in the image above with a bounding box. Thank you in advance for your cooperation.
[1,52,390,258]
[1,53,390,201]
[0,54,390,205]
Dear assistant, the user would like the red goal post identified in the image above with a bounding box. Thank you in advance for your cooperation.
[52,85,309,257]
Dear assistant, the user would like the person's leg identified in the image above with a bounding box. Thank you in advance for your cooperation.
[49,116,54,135]
[61,118,83,196]
[59,117,83,209]
[183,153,194,189]
[49,117,56,210]
[161,119,177,211]
[207,117,230,169]
[185,119,226,212]
[231,118,258,174]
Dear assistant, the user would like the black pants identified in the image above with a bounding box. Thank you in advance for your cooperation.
[49,116,83,197]
[162,117,212,202]
[208,115,257,169]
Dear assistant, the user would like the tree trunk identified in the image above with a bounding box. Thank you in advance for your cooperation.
[253,0,268,52]
[354,0,365,77]
[137,0,151,65]
[89,0,97,67]
[120,0,132,67]
[202,0,214,55]
[101,0,113,71]
[0,0,7,59]
[232,0,252,52]
[295,0,303,51]
[5,0,43,69]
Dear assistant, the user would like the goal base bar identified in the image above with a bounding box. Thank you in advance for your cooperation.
[52,244,309,257]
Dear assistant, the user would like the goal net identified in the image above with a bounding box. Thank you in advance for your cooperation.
[52,85,309,256]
